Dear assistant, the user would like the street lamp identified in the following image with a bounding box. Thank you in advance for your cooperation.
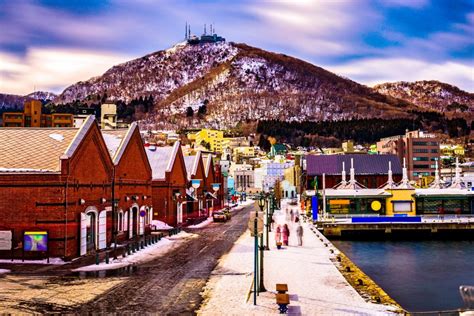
[257,193,267,291]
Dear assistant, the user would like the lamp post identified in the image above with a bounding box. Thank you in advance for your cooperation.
[257,195,266,292]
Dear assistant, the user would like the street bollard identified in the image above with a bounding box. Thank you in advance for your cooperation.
[140,241,144,249]
[105,252,109,264]
[95,253,100,265]
[127,245,131,255]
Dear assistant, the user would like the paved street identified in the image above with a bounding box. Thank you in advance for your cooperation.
[0,204,253,314]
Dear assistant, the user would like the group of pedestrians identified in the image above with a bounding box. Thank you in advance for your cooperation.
[274,207,304,247]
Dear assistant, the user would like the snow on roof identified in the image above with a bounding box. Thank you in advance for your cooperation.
[203,153,213,177]
[184,151,203,180]
[101,123,139,165]
[146,141,180,180]
[306,189,392,198]
[49,133,64,142]
[415,188,474,196]
[102,133,124,158]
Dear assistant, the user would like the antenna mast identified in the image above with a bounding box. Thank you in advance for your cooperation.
[185,22,188,40]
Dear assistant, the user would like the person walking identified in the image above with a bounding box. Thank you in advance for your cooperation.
[275,225,282,245]
[296,223,303,246]
[290,210,294,222]
[282,224,290,246]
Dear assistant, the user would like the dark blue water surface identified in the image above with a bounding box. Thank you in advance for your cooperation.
[332,240,474,312]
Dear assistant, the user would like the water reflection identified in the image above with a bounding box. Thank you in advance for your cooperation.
[332,240,474,312]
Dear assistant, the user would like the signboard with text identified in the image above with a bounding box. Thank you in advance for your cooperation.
[0,230,12,250]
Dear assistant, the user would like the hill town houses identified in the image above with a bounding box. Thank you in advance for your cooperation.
[0,116,224,260]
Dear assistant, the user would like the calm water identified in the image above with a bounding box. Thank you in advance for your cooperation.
[332,240,474,312]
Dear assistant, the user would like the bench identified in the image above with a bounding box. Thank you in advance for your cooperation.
[276,283,288,294]
[276,293,290,314]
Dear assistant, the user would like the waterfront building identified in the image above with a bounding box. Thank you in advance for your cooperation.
[377,130,440,180]
[2,100,73,127]
[306,154,402,189]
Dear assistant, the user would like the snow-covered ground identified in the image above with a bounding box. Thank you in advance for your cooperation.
[0,257,65,265]
[73,231,196,272]
[188,200,255,229]
[188,217,213,229]
[198,200,398,315]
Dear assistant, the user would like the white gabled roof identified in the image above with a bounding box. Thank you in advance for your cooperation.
[203,153,213,178]
[184,151,201,180]
[101,122,138,165]
[145,141,180,180]
[64,115,96,158]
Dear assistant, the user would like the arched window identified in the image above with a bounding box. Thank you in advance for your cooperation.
[118,212,123,231]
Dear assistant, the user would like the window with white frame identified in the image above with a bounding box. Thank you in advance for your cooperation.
[393,201,412,212]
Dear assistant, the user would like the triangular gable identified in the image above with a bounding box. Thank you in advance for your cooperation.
[166,143,188,185]
[63,116,114,178]
[184,151,202,181]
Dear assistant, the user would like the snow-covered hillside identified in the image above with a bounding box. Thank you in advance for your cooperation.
[54,41,423,128]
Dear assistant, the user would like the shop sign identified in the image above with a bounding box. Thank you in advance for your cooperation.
[0,230,12,250]
[24,231,48,252]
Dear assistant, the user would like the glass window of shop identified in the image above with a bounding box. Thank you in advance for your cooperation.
[416,198,471,214]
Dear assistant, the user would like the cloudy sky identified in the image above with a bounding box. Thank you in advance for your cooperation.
[0,0,473,95]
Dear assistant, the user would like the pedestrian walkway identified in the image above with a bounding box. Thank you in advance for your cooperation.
[198,200,399,315]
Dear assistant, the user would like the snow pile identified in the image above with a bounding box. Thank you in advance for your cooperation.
[198,200,398,315]
[49,133,64,142]
[73,232,196,272]
[151,220,173,230]
[0,257,65,265]
[188,217,213,229]
[0,269,11,274]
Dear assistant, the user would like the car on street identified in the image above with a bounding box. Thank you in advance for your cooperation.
[212,211,227,222]
[222,208,232,220]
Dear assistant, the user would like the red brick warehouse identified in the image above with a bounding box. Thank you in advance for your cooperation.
[0,117,115,259]
[146,141,188,227]
[101,122,153,247]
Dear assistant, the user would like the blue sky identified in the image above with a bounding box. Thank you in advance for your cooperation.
[0,0,472,94]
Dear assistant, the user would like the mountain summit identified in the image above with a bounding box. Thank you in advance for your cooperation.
[55,41,426,128]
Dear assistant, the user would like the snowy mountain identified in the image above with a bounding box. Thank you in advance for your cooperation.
[55,41,422,128]
[0,91,57,109]
[373,80,473,114]
[25,91,57,102]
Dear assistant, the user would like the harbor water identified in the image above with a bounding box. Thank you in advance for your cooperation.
[332,240,474,312]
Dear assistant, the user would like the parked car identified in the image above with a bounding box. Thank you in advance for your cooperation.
[222,208,232,220]
[212,211,227,222]
[289,198,298,206]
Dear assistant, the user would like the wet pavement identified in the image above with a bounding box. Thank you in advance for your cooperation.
[0,204,253,314]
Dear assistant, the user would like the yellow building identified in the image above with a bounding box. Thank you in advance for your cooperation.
[385,188,416,216]
[193,129,225,153]
[233,146,255,161]
[2,100,73,128]
[101,103,117,129]
[441,144,465,156]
